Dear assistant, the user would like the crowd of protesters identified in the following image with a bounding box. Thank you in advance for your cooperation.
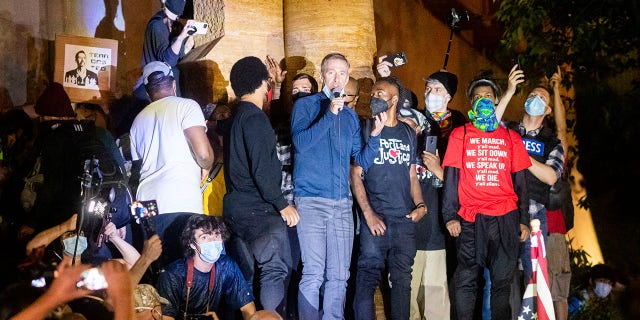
[1,1,639,319]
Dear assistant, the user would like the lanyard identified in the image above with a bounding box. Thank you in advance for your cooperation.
[184,257,216,319]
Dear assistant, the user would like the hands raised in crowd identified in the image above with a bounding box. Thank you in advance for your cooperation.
[10,257,135,320]
[266,55,286,100]
[506,64,526,94]
[376,55,393,77]
[549,65,562,90]
[266,55,287,85]
[25,214,77,256]
[178,20,197,54]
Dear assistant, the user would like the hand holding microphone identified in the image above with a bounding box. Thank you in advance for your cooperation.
[330,87,345,115]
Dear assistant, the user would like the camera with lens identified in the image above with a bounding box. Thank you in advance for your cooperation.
[447,8,470,28]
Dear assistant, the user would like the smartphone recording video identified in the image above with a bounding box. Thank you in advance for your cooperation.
[77,267,108,290]
[512,56,522,70]
[545,56,558,79]
[383,52,407,69]
[187,20,208,35]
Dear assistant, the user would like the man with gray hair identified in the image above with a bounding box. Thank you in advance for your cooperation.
[291,52,386,320]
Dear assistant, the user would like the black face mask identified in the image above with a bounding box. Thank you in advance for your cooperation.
[370,97,389,117]
[292,91,313,103]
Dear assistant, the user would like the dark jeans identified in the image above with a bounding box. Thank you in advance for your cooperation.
[226,214,291,317]
[286,226,301,320]
[453,211,520,320]
[354,216,416,320]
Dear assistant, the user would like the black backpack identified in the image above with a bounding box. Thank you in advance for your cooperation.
[548,173,574,231]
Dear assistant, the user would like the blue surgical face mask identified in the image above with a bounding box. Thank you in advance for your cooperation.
[323,86,344,99]
[593,281,612,298]
[524,95,546,116]
[199,240,224,264]
[63,236,88,256]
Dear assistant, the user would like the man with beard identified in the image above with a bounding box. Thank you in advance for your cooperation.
[223,56,300,317]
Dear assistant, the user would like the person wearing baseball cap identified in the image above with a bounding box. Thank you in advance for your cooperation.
[130,60,214,268]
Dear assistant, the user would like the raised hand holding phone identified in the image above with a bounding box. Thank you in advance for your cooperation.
[130,200,159,238]
[422,135,444,180]
[186,20,208,35]
[376,55,393,77]
[382,52,407,69]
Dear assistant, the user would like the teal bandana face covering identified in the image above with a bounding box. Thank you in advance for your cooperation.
[468,97,498,132]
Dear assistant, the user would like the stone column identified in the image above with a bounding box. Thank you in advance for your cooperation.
[283,0,377,86]
[194,0,285,103]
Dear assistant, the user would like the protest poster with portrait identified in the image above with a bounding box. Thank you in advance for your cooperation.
[54,35,118,103]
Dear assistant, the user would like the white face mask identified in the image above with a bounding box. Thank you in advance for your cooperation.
[425,94,446,113]
[593,281,612,298]
[199,240,224,264]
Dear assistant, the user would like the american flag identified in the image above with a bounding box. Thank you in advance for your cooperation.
[518,228,556,320]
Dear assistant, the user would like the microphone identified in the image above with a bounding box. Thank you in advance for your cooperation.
[332,88,343,99]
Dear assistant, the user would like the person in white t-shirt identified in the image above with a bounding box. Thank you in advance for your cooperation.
[130,61,214,267]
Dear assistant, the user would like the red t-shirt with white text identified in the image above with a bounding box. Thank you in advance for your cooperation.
[443,124,531,222]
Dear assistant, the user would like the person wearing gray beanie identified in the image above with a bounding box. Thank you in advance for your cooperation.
[377,56,467,320]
